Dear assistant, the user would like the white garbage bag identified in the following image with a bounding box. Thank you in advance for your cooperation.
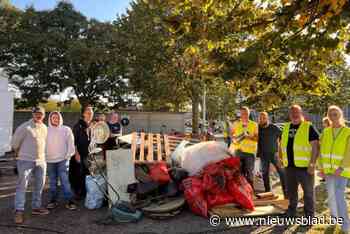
[85,175,107,210]
[170,140,191,166]
[181,141,230,176]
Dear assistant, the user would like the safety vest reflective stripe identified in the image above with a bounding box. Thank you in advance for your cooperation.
[294,146,312,152]
[283,147,311,154]
[293,157,311,161]
[320,154,344,160]
[322,164,350,171]
[321,164,350,177]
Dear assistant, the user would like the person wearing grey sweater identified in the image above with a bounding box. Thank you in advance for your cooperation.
[11,106,50,224]
[45,111,77,210]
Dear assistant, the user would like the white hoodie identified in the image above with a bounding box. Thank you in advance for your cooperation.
[46,112,75,163]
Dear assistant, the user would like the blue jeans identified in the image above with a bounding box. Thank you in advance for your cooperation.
[325,175,350,232]
[14,160,46,211]
[47,159,73,201]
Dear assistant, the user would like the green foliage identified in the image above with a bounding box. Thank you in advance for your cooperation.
[114,0,190,112]
[152,0,350,111]
[2,0,350,130]
[0,2,128,108]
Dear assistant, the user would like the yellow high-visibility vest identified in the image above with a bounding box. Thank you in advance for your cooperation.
[320,127,350,178]
[232,120,258,155]
[281,121,312,167]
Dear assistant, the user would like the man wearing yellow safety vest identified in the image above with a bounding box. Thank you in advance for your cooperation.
[279,105,320,218]
[231,106,258,189]
[319,105,350,232]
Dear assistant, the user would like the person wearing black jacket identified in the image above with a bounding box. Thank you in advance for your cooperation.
[69,105,94,199]
[258,112,287,198]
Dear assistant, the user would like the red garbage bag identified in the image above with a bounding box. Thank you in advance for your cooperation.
[228,175,254,211]
[207,190,235,208]
[202,173,226,194]
[220,157,241,181]
[148,162,171,184]
[202,163,226,194]
[183,177,208,217]
[220,157,240,169]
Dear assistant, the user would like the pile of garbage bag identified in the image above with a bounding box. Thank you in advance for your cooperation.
[126,141,255,219]
[183,157,254,217]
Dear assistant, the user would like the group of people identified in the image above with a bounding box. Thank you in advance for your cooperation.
[227,104,350,232]
[9,102,350,231]
[11,105,122,224]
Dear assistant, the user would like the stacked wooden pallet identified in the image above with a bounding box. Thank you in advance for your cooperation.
[210,192,289,218]
[130,132,200,163]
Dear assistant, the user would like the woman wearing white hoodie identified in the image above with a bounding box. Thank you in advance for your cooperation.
[46,111,77,210]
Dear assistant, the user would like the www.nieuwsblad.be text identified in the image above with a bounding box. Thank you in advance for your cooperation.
[209,215,343,227]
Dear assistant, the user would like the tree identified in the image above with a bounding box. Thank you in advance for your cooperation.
[149,0,350,113]
[204,79,237,121]
[115,0,190,112]
[0,2,127,108]
[0,0,12,8]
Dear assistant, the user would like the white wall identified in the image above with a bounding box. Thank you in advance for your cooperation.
[0,76,13,156]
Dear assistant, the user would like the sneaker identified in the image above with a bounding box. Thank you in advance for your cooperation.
[32,208,50,215]
[65,201,77,210]
[47,200,58,210]
[14,211,24,224]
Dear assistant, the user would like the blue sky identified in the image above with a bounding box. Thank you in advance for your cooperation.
[11,0,132,21]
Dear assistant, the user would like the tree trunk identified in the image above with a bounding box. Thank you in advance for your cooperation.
[192,94,200,134]
[174,102,180,112]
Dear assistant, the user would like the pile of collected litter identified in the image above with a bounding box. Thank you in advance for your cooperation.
[126,140,255,219]
[183,157,254,217]
[88,135,286,224]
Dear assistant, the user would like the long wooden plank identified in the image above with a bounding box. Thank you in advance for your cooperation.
[253,195,281,206]
[156,134,162,161]
[167,136,188,141]
[210,204,285,218]
[164,135,171,162]
[140,132,145,162]
[131,132,137,162]
[147,133,153,161]
[167,136,201,143]
[169,142,179,147]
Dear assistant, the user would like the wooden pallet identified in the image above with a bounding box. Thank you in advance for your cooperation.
[130,132,200,163]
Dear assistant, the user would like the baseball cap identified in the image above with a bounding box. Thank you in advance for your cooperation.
[32,106,45,114]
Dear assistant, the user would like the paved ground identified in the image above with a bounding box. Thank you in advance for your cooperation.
[0,155,340,234]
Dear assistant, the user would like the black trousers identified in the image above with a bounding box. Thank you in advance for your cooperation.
[285,167,315,216]
[225,137,231,148]
[260,152,287,197]
[237,151,255,190]
[69,156,89,199]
